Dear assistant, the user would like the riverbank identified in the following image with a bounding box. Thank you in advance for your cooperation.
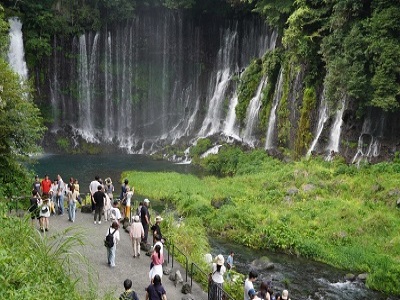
[124,155,400,295]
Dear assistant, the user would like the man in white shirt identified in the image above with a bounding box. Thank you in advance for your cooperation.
[110,200,122,224]
[244,270,258,300]
[89,175,101,212]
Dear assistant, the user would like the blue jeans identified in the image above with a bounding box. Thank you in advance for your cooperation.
[107,245,116,267]
[57,194,64,215]
[68,201,76,221]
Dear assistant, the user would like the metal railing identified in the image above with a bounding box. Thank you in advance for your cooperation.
[165,241,235,300]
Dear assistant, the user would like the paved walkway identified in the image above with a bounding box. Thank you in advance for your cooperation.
[47,209,208,300]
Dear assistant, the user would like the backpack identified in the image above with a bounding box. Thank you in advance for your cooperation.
[104,228,116,248]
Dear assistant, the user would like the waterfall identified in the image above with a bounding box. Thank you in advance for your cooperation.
[46,10,271,153]
[326,98,345,153]
[351,111,384,165]
[198,29,238,137]
[307,89,329,157]
[223,92,240,139]
[7,18,28,81]
[265,69,284,150]
[242,76,268,147]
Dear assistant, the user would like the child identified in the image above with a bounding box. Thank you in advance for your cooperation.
[119,279,139,300]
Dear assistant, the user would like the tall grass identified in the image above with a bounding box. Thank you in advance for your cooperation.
[0,203,96,299]
[123,153,400,294]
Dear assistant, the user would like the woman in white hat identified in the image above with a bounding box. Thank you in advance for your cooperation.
[129,215,144,258]
[209,254,226,300]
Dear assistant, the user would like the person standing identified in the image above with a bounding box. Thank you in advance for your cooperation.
[105,177,114,200]
[29,190,41,226]
[110,200,122,225]
[129,215,144,258]
[125,186,134,221]
[258,281,271,300]
[89,175,101,212]
[141,198,151,244]
[50,178,58,215]
[226,251,234,281]
[152,216,163,244]
[39,198,51,231]
[106,221,120,267]
[209,254,226,300]
[145,274,167,300]
[149,244,164,282]
[93,185,106,224]
[32,175,41,194]
[248,289,262,300]
[244,271,258,300]
[67,184,79,222]
[56,174,65,215]
[40,174,52,199]
[119,279,139,300]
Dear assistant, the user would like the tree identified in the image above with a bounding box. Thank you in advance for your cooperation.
[0,5,45,198]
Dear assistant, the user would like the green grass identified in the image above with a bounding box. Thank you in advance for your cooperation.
[123,154,400,295]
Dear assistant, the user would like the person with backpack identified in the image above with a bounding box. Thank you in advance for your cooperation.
[105,221,120,267]
[119,279,139,300]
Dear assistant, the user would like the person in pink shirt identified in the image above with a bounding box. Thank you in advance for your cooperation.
[129,215,144,258]
[149,244,163,282]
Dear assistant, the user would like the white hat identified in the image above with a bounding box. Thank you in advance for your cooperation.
[282,290,289,300]
[144,198,150,203]
[155,216,163,222]
[215,254,224,265]
[133,215,140,222]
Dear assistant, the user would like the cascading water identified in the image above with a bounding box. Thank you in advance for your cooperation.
[7,18,28,81]
[351,111,384,165]
[265,68,284,150]
[326,98,346,154]
[223,92,240,140]
[242,76,268,147]
[307,89,329,157]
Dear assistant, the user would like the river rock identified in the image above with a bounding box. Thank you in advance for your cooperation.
[302,184,315,192]
[176,270,184,283]
[287,188,299,195]
[211,197,232,209]
[251,256,274,270]
[357,273,368,282]
[169,270,176,282]
[163,267,172,275]
[182,294,195,300]
[345,273,356,281]
[388,189,400,197]
[181,283,192,294]
[397,198,400,208]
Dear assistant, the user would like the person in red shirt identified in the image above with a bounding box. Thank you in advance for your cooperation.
[40,174,52,199]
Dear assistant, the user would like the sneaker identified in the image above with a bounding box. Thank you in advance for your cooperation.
[94,221,97,225]
[133,255,136,258]
[98,221,101,224]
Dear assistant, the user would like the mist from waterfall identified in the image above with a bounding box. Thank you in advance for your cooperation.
[7,18,28,81]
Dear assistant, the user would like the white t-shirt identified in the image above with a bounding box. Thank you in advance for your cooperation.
[89,180,100,195]
[126,191,133,206]
[244,278,254,300]
[211,263,226,284]
[110,207,121,221]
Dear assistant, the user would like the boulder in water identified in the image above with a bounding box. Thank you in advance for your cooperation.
[251,256,274,270]
[357,273,368,282]
[345,273,356,281]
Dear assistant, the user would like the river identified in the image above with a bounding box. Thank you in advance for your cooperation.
[33,154,398,300]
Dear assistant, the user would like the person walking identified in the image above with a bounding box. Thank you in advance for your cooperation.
[67,184,79,222]
[129,215,144,258]
[56,174,65,215]
[152,216,163,244]
[145,274,167,300]
[106,221,120,267]
[89,175,101,212]
[110,200,122,225]
[40,174,52,199]
[226,251,234,281]
[209,254,226,300]
[141,198,151,244]
[93,185,106,224]
[39,198,50,231]
[119,279,139,300]
[32,175,41,194]
[149,244,164,282]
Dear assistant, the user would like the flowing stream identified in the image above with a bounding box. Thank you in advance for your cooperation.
[32,154,398,300]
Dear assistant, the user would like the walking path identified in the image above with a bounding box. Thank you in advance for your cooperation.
[48,209,208,300]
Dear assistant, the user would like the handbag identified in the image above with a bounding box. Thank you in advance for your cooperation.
[41,206,49,214]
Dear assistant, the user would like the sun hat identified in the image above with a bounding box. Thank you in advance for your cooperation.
[155,216,163,222]
[144,198,150,203]
[248,289,257,297]
[215,254,224,265]
[134,215,140,222]
[282,290,289,299]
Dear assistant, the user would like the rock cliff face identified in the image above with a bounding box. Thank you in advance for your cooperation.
[11,8,399,162]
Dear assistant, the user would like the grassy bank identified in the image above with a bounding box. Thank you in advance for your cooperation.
[124,153,400,294]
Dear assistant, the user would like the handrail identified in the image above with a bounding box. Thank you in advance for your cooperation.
[165,240,235,299]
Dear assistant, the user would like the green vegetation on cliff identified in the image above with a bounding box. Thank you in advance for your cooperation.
[125,150,400,294]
